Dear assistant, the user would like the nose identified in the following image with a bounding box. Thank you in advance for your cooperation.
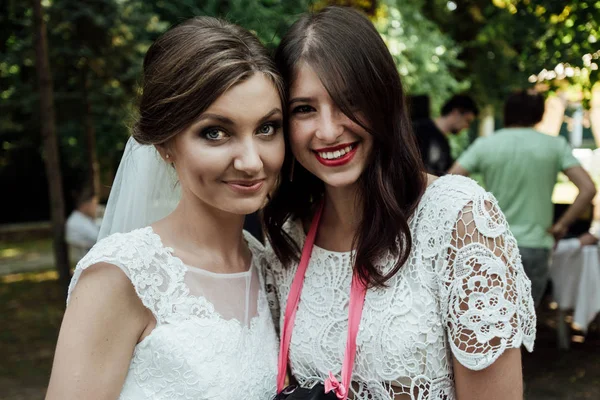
[233,137,263,175]
[315,107,344,144]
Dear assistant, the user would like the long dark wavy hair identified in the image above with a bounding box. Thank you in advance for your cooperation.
[263,6,426,288]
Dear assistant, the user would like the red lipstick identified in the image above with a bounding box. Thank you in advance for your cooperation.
[313,142,358,167]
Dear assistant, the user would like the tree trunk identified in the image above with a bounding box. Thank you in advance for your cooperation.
[32,0,71,292]
[82,69,100,197]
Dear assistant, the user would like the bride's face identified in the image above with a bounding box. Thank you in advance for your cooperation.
[165,73,284,215]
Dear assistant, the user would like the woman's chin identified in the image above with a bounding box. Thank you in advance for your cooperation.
[219,198,267,216]
[314,170,362,190]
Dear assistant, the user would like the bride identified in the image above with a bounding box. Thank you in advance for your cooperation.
[46,16,284,399]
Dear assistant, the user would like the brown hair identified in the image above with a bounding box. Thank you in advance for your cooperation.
[133,17,284,145]
[263,6,426,288]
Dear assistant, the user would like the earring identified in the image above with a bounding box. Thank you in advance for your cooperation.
[165,154,170,160]
[289,158,295,182]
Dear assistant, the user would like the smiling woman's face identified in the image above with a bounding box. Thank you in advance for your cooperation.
[164,73,285,215]
[287,63,372,189]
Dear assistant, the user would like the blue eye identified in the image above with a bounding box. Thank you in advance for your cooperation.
[258,122,280,136]
[201,128,227,141]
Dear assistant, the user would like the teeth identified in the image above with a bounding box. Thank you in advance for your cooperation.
[318,144,355,160]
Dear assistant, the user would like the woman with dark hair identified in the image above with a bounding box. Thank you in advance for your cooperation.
[46,17,284,399]
[263,7,535,400]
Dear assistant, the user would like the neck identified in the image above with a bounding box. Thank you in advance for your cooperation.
[433,116,451,137]
[155,192,247,267]
[322,183,362,237]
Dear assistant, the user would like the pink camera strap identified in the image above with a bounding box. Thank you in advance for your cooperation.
[276,202,367,399]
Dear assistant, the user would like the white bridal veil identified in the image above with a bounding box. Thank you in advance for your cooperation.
[98,137,181,240]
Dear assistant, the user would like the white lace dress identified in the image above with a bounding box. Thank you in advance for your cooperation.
[262,175,536,399]
[68,227,278,400]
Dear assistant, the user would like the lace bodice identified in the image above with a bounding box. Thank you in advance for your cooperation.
[68,227,278,400]
[262,175,536,399]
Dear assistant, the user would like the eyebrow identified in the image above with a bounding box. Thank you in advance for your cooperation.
[196,113,235,125]
[289,97,314,106]
[196,108,282,126]
[258,108,283,124]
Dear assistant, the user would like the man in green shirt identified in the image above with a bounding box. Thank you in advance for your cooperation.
[449,90,596,307]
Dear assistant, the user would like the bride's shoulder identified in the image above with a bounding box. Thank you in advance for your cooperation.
[86,227,159,259]
[68,227,164,301]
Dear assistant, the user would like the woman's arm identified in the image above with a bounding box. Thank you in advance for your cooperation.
[441,189,535,400]
[454,348,523,400]
[45,263,151,400]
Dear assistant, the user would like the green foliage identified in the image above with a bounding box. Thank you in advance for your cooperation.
[50,0,165,171]
[1,0,156,188]
[145,0,310,48]
[13,0,590,200]
[1,1,37,161]
[375,0,468,113]
[1,0,315,191]
[423,0,599,109]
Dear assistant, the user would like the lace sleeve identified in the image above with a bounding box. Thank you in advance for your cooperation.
[66,229,178,325]
[67,232,135,305]
[440,191,536,370]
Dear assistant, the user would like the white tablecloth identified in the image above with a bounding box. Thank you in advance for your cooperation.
[550,238,600,332]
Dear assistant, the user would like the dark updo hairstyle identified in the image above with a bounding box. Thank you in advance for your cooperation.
[263,6,426,288]
[503,89,545,128]
[133,17,284,146]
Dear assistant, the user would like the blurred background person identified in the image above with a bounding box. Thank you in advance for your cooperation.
[413,94,479,176]
[449,89,597,307]
[65,186,100,261]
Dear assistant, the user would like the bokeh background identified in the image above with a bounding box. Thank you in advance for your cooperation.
[1,1,599,398]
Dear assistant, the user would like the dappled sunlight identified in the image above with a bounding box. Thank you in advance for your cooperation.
[1,270,59,284]
[0,239,55,276]
[0,248,23,259]
[0,239,52,261]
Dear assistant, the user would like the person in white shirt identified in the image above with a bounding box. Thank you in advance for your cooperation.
[65,187,100,253]
[262,7,535,400]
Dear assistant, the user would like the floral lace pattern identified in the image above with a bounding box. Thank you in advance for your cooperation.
[262,175,536,400]
[68,227,278,400]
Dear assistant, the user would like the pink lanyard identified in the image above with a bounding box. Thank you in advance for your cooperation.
[276,202,367,400]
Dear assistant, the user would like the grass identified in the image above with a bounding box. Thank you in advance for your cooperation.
[0,270,64,397]
[0,239,53,262]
